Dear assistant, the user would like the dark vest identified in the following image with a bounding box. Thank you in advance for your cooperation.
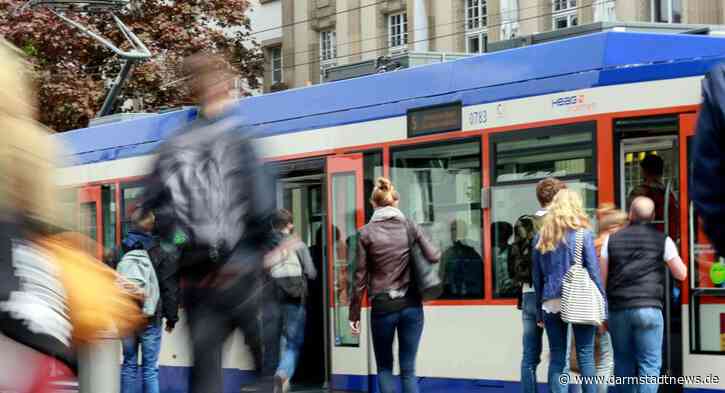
[606,223,667,311]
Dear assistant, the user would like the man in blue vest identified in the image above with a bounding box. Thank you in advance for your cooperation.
[600,197,687,393]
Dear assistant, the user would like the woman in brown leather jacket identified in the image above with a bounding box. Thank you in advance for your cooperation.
[348,177,440,393]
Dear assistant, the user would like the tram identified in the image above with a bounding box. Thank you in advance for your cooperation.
[56,31,725,393]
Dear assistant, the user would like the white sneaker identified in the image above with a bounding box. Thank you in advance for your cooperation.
[274,373,290,393]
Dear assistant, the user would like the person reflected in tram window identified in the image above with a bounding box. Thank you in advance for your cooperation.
[601,197,687,393]
[492,221,516,298]
[441,219,484,299]
[533,189,604,393]
[627,154,679,240]
[349,177,441,393]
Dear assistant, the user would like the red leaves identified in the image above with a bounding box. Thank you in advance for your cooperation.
[0,0,261,132]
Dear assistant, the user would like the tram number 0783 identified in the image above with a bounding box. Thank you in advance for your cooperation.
[468,110,487,127]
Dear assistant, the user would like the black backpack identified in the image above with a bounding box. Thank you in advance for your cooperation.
[155,117,254,263]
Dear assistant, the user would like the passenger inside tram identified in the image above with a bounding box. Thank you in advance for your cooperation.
[441,219,483,299]
[627,154,679,239]
[492,221,517,298]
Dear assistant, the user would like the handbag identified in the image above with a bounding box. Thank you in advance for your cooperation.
[38,232,144,343]
[405,220,442,301]
[560,230,606,326]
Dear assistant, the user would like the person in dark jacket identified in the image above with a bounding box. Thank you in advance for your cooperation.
[139,52,280,393]
[600,197,687,393]
[533,189,604,393]
[120,210,179,393]
[349,177,441,393]
[441,220,483,299]
[693,62,725,256]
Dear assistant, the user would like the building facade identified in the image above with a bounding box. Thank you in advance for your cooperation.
[261,0,725,91]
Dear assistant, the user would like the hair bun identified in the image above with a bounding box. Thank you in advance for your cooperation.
[376,177,392,192]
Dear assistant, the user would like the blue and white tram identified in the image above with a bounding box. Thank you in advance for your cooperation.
[57,31,725,393]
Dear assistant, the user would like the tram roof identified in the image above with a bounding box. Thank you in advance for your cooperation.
[59,31,725,165]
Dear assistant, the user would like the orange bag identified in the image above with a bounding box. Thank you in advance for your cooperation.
[36,232,144,343]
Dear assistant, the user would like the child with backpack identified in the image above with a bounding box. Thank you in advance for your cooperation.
[117,210,178,393]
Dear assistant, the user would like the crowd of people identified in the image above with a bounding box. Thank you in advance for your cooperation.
[511,176,687,393]
[3,33,725,393]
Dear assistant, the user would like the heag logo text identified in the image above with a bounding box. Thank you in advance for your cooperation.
[551,95,596,113]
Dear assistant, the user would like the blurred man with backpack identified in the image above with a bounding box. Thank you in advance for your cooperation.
[118,210,179,393]
[139,52,280,393]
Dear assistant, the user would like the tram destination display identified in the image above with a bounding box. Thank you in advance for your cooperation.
[407,102,462,138]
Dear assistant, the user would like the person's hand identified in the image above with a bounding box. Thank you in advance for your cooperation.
[349,321,361,336]
[536,321,544,328]
[598,321,608,335]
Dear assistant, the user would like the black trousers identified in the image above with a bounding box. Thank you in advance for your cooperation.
[185,268,280,393]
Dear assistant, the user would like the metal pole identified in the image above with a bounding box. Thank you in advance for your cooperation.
[98,59,136,117]
[78,337,121,393]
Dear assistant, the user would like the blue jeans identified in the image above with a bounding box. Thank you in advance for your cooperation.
[276,303,307,379]
[608,308,663,393]
[371,306,424,393]
[121,323,162,393]
[544,313,597,393]
[521,292,544,393]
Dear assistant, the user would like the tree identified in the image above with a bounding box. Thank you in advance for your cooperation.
[0,0,264,132]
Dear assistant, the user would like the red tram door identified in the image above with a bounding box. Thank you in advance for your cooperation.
[325,154,370,389]
[78,186,104,259]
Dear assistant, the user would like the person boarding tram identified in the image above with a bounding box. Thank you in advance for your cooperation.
[600,197,687,393]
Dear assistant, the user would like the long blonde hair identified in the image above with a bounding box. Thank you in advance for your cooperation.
[536,189,590,253]
[0,40,61,227]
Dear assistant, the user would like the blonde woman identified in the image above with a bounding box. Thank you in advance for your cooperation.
[532,189,605,393]
[0,40,74,391]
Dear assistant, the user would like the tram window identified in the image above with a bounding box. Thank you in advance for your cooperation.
[494,130,594,183]
[331,173,360,346]
[491,123,597,298]
[363,151,383,223]
[59,188,78,231]
[121,184,145,237]
[391,140,484,300]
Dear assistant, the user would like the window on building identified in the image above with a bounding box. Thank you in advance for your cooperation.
[320,30,337,65]
[466,0,487,30]
[552,0,578,30]
[270,46,282,84]
[391,140,484,300]
[466,31,487,54]
[465,0,487,53]
[594,0,617,22]
[388,12,408,52]
[651,0,682,23]
[490,122,597,298]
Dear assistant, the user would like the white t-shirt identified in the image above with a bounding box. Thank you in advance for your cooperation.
[600,235,679,261]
